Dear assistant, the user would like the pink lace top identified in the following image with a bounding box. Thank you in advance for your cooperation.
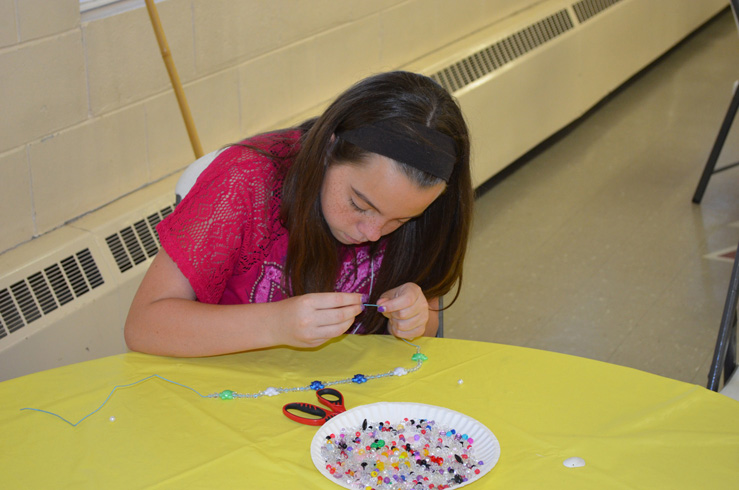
[157,130,383,332]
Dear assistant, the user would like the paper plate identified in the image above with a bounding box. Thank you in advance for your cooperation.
[311,402,500,489]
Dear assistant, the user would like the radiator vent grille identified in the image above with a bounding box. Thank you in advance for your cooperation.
[573,0,624,23]
[105,205,174,273]
[0,248,105,338]
[430,9,574,93]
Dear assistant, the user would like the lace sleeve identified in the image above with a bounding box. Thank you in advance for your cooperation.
[157,146,262,304]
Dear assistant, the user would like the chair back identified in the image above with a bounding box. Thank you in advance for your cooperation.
[175,149,222,204]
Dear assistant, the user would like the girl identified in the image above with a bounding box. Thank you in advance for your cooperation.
[125,71,473,356]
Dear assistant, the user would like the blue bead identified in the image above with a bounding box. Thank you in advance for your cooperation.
[309,380,325,390]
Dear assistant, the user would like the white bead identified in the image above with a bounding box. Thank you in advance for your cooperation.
[563,457,586,468]
[457,379,464,385]
[109,416,116,422]
[393,367,408,376]
[263,387,280,396]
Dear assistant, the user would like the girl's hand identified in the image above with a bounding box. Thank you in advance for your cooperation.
[377,283,429,339]
[276,292,363,348]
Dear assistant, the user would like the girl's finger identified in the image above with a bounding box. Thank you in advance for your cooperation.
[313,303,362,327]
[377,283,424,313]
[312,292,364,310]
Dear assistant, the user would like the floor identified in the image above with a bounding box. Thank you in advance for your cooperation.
[445,9,739,386]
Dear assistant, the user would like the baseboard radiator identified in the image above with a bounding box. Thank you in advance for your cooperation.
[0,0,727,381]
[0,177,178,381]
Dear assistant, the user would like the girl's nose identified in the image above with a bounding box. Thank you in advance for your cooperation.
[358,219,383,242]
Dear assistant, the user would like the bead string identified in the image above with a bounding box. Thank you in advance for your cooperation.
[20,338,428,426]
[212,338,426,399]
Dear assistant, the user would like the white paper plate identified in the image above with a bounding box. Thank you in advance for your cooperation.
[311,402,500,489]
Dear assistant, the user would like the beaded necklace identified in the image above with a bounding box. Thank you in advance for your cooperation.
[215,338,427,400]
[22,260,433,424]
[20,338,428,426]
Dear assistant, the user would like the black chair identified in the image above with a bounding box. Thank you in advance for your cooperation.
[706,241,739,400]
[692,2,739,204]
[436,296,444,338]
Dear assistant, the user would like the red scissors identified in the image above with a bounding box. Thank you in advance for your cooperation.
[282,388,347,426]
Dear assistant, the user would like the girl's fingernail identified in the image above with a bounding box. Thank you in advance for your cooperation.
[378,306,386,313]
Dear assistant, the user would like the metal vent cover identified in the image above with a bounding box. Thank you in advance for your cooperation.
[430,9,575,94]
[572,0,624,23]
[105,205,174,273]
[0,248,105,338]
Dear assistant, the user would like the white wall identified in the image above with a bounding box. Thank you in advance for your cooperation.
[0,0,534,254]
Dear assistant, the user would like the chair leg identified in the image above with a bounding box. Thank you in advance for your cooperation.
[693,81,739,204]
[724,314,737,384]
[707,242,739,391]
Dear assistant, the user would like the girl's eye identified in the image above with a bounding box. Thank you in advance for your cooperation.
[350,199,368,214]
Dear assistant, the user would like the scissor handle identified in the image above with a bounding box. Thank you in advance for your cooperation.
[282,402,336,426]
[316,388,346,413]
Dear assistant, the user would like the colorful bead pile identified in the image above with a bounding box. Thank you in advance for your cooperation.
[320,418,484,489]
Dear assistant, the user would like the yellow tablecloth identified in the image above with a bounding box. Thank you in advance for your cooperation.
[2,335,738,489]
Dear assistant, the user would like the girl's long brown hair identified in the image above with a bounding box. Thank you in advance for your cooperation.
[280,71,473,334]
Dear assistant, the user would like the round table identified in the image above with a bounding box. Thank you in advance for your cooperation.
[2,335,738,488]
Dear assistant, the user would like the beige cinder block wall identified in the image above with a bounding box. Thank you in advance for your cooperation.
[0,0,531,255]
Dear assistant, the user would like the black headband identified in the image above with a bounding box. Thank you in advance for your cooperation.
[337,120,456,181]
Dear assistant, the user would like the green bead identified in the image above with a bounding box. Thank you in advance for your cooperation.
[219,390,234,400]
[411,353,428,362]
